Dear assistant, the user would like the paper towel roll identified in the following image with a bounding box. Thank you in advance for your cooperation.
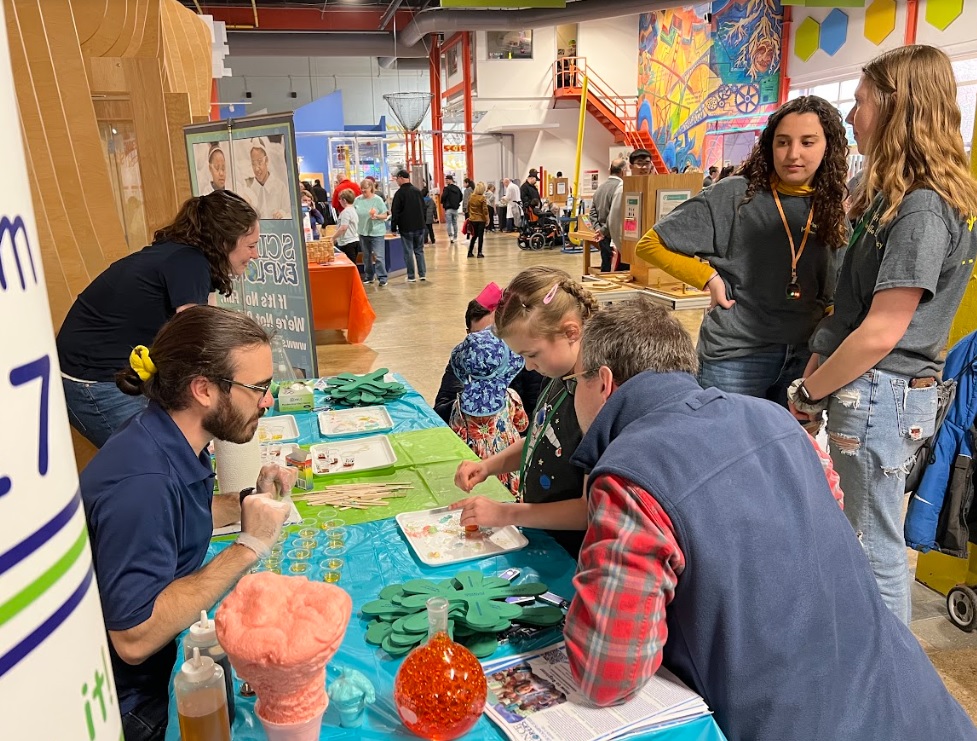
[215,434,262,496]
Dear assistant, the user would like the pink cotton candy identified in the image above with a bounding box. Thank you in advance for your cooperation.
[216,572,352,725]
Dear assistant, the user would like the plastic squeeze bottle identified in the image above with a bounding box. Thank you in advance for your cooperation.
[183,610,235,720]
[175,647,232,741]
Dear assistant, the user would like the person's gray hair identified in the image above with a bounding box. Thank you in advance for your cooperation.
[609,158,627,176]
[581,295,698,383]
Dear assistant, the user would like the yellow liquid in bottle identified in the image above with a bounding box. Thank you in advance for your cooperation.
[177,699,230,741]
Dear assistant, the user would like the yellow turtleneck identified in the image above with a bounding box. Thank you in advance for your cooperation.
[634,180,814,290]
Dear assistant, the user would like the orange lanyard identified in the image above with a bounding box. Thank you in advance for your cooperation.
[772,188,814,286]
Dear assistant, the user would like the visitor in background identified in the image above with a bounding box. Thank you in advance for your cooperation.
[448,329,529,496]
[504,177,521,232]
[332,189,360,264]
[441,174,463,245]
[422,187,437,245]
[634,95,850,408]
[467,181,490,258]
[331,172,361,214]
[462,177,475,218]
[792,45,977,624]
[390,169,428,282]
[353,178,389,287]
[717,165,735,181]
[301,190,324,237]
[485,183,498,231]
[589,159,625,272]
[703,166,719,187]
[57,191,259,447]
[520,169,541,211]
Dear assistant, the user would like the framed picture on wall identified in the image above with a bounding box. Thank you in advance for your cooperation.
[487,31,533,60]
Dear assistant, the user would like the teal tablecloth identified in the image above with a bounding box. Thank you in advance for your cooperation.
[162,378,727,741]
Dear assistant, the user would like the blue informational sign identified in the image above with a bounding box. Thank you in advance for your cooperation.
[184,114,318,377]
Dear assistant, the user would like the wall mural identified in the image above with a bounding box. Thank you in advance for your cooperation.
[638,0,783,170]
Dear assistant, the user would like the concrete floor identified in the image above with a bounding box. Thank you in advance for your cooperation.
[315,225,977,720]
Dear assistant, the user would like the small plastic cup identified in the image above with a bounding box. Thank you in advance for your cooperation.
[325,527,347,548]
[298,527,318,539]
[293,538,318,550]
[299,518,318,529]
[320,517,345,530]
[276,531,289,545]
[270,544,284,558]
[257,704,325,741]
[321,562,343,583]
[287,548,312,561]
[263,557,282,570]
[322,545,347,570]
[289,561,312,575]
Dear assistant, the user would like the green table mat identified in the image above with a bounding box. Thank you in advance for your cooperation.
[290,428,513,527]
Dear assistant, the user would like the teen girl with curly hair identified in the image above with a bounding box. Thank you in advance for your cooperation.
[635,95,850,407]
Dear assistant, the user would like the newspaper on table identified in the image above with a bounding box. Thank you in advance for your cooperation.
[481,642,710,741]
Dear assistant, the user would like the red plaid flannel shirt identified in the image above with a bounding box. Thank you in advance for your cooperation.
[563,473,685,707]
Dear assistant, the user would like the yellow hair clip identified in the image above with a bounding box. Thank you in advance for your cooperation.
[129,345,157,382]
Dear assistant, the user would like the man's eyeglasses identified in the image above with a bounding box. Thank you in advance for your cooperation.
[561,369,597,395]
[220,378,272,399]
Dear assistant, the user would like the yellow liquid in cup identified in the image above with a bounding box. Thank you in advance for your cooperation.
[323,571,341,583]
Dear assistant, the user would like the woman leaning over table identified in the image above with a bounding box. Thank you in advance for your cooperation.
[56,191,259,448]
[353,178,390,287]
[635,95,850,408]
[789,46,977,624]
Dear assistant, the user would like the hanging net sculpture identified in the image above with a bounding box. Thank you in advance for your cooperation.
[384,92,432,167]
[383,92,433,132]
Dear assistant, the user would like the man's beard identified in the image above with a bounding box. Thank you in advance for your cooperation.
[204,396,266,444]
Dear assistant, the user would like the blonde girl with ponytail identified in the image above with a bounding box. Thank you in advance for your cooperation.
[452,266,598,557]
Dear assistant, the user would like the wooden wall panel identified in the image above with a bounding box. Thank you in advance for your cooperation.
[4,0,212,471]
[6,0,97,300]
[164,91,192,203]
[124,56,177,235]
[107,0,137,57]
[161,0,210,118]
[74,0,110,46]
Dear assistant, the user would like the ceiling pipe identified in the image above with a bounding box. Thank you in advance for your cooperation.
[401,0,678,47]
[377,56,429,71]
[227,31,430,58]
[379,0,406,31]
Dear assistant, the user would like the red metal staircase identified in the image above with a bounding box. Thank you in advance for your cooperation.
[553,57,668,174]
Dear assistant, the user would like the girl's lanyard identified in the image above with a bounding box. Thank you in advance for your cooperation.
[772,189,815,301]
[849,198,883,250]
[518,379,568,499]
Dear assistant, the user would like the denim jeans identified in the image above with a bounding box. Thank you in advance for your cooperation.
[697,345,810,409]
[445,209,459,240]
[358,235,388,283]
[62,376,148,448]
[121,694,168,741]
[826,369,938,624]
[401,230,427,279]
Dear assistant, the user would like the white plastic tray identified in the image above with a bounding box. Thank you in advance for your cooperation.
[396,507,529,567]
[257,415,300,443]
[309,435,397,476]
[318,406,393,438]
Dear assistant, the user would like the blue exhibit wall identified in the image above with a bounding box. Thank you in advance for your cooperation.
[294,90,344,177]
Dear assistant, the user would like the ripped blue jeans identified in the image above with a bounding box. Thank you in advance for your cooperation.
[826,369,938,624]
